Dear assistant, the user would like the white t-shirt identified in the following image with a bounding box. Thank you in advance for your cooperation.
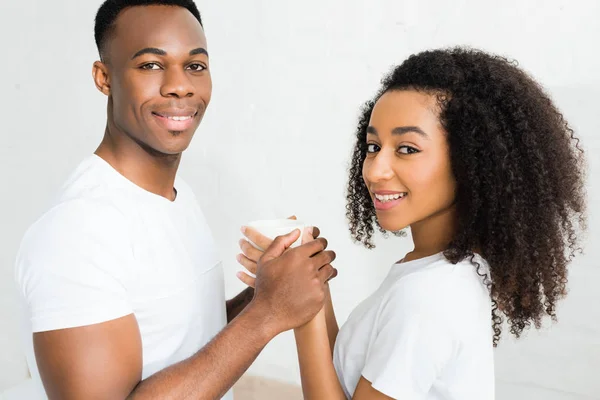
[333,252,495,400]
[15,155,232,400]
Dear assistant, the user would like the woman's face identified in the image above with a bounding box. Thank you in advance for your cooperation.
[362,90,457,232]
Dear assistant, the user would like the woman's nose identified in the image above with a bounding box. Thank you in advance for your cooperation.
[363,150,395,184]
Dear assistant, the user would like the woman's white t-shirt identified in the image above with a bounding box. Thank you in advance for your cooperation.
[333,252,495,400]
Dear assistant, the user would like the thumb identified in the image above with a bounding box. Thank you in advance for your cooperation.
[261,229,301,262]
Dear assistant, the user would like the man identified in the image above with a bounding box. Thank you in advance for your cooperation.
[14,1,336,399]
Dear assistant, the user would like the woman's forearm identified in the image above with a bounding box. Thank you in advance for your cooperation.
[324,283,339,355]
[294,309,346,400]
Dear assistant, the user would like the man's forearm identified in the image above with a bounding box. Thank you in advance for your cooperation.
[226,287,255,323]
[128,302,275,400]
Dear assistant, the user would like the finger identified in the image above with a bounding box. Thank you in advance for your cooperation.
[297,237,328,257]
[312,226,321,239]
[236,253,258,274]
[326,267,338,282]
[312,250,337,269]
[301,227,315,245]
[317,264,335,283]
[240,226,273,252]
[236,271,256,288]
[239,239,263,263]
[261,229,302,262]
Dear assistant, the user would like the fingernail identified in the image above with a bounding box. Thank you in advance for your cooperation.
[236,272,242,279]
[241,226,247,234]
[236,254,241,262]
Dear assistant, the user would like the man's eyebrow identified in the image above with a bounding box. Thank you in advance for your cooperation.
[131,47,166,59]
[131,47,209,60]
[189,48,208,57]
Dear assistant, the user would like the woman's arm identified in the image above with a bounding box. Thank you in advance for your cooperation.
[294,310,397,400]
[323,283,339,356]
[294,309,346,400]
[236,226,393,400]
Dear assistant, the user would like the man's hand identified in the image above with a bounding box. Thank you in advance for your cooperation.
[243,229,337,335]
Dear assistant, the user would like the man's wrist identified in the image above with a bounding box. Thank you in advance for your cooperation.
[227,287,252,306]
[241,300,280,343]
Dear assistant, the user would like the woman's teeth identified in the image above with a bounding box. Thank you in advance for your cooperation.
[375,193,406,202]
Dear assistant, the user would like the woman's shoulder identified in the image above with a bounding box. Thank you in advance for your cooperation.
[392,251,487,282]
[383,253,491,315]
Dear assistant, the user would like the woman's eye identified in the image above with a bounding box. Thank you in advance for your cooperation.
[140,63,161,70]
[398,146,419,154]
[366,144,380,153]
[187,63,206,71]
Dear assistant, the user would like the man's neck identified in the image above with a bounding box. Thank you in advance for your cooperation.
[95,126,181,201]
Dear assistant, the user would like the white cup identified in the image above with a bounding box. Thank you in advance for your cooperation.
[245,219,306,251]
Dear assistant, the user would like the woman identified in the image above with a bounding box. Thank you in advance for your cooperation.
[237,47,586,399]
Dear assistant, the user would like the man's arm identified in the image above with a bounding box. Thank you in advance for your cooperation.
[34,230,336,400]
[129,302,278,399]
[35,302,276,400]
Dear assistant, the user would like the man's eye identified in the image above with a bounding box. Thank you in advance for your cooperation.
[187,63,206,72]
[140,63,161,70]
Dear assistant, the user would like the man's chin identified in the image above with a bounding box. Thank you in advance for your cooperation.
[152,129,197,154]
[139,137,192,158]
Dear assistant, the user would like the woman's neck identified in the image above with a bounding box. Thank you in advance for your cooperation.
[403,205,457,263]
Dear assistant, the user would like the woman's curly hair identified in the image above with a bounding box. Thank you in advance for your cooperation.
[346,47,586,346]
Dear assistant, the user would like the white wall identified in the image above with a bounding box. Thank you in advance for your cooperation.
[1,0,599,398]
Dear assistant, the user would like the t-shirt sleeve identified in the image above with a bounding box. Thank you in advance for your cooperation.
[361,282,455,399]
[15,199,134,332]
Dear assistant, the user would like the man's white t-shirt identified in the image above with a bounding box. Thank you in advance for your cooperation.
[333,252,495,400]
[15,155,232,399]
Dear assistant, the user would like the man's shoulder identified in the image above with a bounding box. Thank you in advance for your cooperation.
[54,155,129,206]
[36,155,133,229]
[18,196,129,261]
[19,163,132,262]
[40,196,126,231]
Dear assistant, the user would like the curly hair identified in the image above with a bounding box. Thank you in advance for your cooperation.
[346,47,586,346]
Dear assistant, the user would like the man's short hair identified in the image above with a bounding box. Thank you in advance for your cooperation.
[94,0,203,59]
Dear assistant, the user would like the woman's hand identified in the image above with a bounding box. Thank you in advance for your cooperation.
[236,217,337,288]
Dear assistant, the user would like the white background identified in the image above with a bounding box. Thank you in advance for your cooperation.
[0,1,599,399]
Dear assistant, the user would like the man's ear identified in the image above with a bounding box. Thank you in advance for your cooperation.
[92,61,111,96]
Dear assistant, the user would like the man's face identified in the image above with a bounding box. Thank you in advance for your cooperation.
[98,5,212,155]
